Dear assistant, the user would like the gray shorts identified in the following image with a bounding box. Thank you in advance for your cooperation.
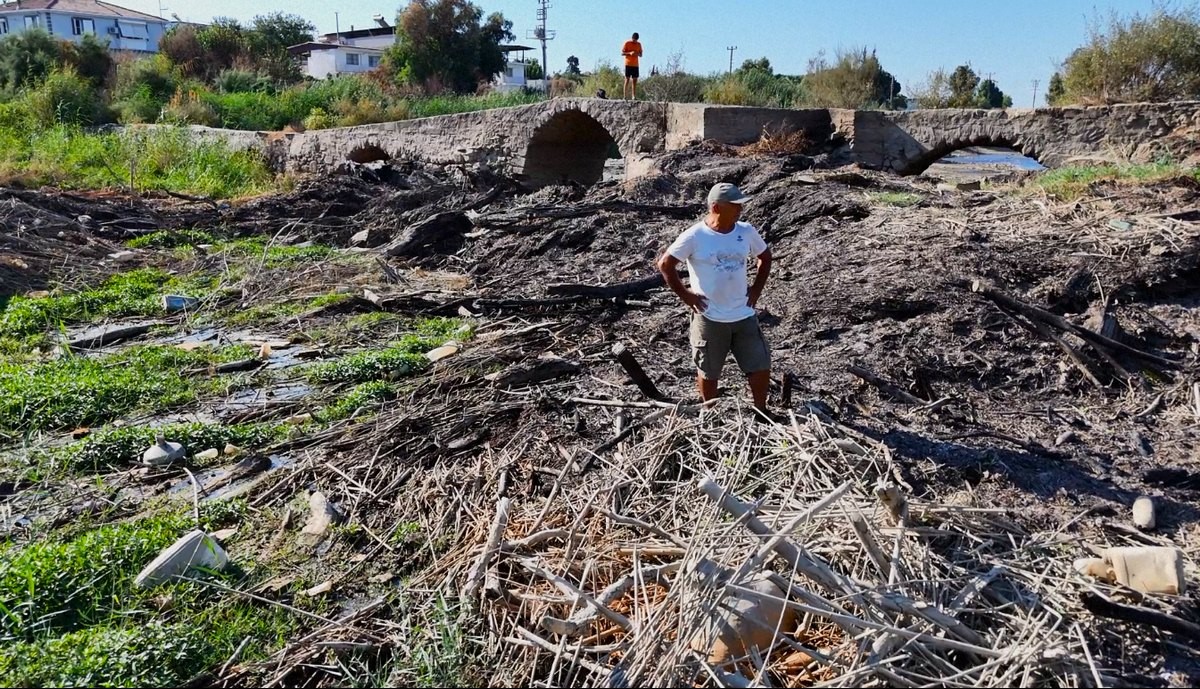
[689,314,771,380]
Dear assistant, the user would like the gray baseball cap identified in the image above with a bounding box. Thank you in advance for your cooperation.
[707,182,750,205]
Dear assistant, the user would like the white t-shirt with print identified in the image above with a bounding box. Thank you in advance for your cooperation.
[666,220,768,323]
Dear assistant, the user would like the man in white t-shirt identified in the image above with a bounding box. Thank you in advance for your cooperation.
[657,182,773,413]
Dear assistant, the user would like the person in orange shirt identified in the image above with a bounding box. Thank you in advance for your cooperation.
[622,32,643,100]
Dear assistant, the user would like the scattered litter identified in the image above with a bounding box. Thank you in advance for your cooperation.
[134,530,228,588]
[425,344,459,362]
[142,434,186,467]
[195,448,220,462]
[302,580,334,597]
[1075,546,1186,594]
[162,294,201,312]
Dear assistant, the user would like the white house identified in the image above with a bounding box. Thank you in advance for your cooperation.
[289,20,393,80]
[495,44,543,93]
[0,0,168,52]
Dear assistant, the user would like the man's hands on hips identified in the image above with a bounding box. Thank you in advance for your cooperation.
[681,291,708,313]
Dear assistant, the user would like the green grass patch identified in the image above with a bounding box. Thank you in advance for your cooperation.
[0,268,175,339]
[307,335,441,384]
[0,512,190,641]
[46,422,287,474]
[0,125,274,199]
[0,511,303,687]
[224,292,351,327]
[1031,162,1200,200]
[0,345,252,436]
[318,381,398,422]
[867,191,922,207]
[126,229,219,249]
[220,238,335,268]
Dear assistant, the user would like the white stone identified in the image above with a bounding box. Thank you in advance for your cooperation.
[195,448,220,462]
[1133,496,1156,530]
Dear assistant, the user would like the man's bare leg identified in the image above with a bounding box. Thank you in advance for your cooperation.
[748,370,770,412]
[698,374,719,406]
[631,78,638,100]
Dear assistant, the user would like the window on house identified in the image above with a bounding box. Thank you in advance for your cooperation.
[346,53,360,66]
[368,55,380,68]
[117,21,149,39]
[71,17,95,35]
[0,19,8,35]
[24,15,39,29]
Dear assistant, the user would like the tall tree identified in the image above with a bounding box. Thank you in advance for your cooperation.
[947,64,980,107]
[249,12,315,55]
[385,0,513,93]
[565,55,581,75]
[1046,72,1066,105]
[975,78,1011,108]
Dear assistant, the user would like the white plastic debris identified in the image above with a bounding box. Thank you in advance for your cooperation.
[142,433,186,466]
[194,448,220,462]
[1133,496,1156,530]
[134,530,229,588]
[426,344,459,362]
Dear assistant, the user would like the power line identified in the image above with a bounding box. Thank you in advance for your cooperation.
[527,0,556,95]
[726,45,737,73]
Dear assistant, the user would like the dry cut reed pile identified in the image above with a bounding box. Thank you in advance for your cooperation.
[422,401,1184,687]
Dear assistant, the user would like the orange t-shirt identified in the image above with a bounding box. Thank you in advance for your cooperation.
[622,40,643,67]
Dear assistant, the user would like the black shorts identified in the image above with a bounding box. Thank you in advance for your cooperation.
[625,65,639,79]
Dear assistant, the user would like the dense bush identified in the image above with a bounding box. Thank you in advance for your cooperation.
[1057,6,1200,104]
[23,69,104,126]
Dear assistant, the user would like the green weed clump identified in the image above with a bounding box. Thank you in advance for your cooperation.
[0,268,175,339]
[221,238,334,267]
[126,229,219,249]
[0,513,190,641]
[0,512,303,687]
[51,421,286,473]
[1031,161,1200,200]
[307,337,435,384]
[319,381,398,422]
[0,124,273,198]
[0,345,247,435]
[307,318,467,384]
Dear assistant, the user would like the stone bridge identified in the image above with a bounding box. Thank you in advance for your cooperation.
[193,99,1200,187]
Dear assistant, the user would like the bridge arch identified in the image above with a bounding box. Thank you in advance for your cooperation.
[346,143,391,164]
[518,108,621,188]
[900,135,1045,176]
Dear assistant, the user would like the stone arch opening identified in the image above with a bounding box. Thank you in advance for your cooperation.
[347,144,391,164]
[522,110,620,188]
[905,137,1045,177]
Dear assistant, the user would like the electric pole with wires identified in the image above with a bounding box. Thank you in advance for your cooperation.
[528,0,556,95]
[726,45,737,73]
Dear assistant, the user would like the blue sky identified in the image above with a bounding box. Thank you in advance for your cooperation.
[121,0,1159,105]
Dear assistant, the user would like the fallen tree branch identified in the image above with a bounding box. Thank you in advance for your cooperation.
[1081,591,1200,643]
[846,365,929,405]
[548,273,666,299]
[612,343,672,402]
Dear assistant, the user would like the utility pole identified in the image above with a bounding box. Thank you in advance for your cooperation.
[1031,79,1039,108]
[334,12,341,43]
[528,0,556,95]
[726,45,737,74]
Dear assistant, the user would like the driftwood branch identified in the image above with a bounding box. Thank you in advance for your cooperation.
[612,343,671,402]
[1081,591,1200,643]
[846,365,929,405]
[548,274,665,299]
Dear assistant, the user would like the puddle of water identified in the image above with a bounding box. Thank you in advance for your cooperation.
[219,382,311,415]
[937,147,1045,171]
[160,454,292,503]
